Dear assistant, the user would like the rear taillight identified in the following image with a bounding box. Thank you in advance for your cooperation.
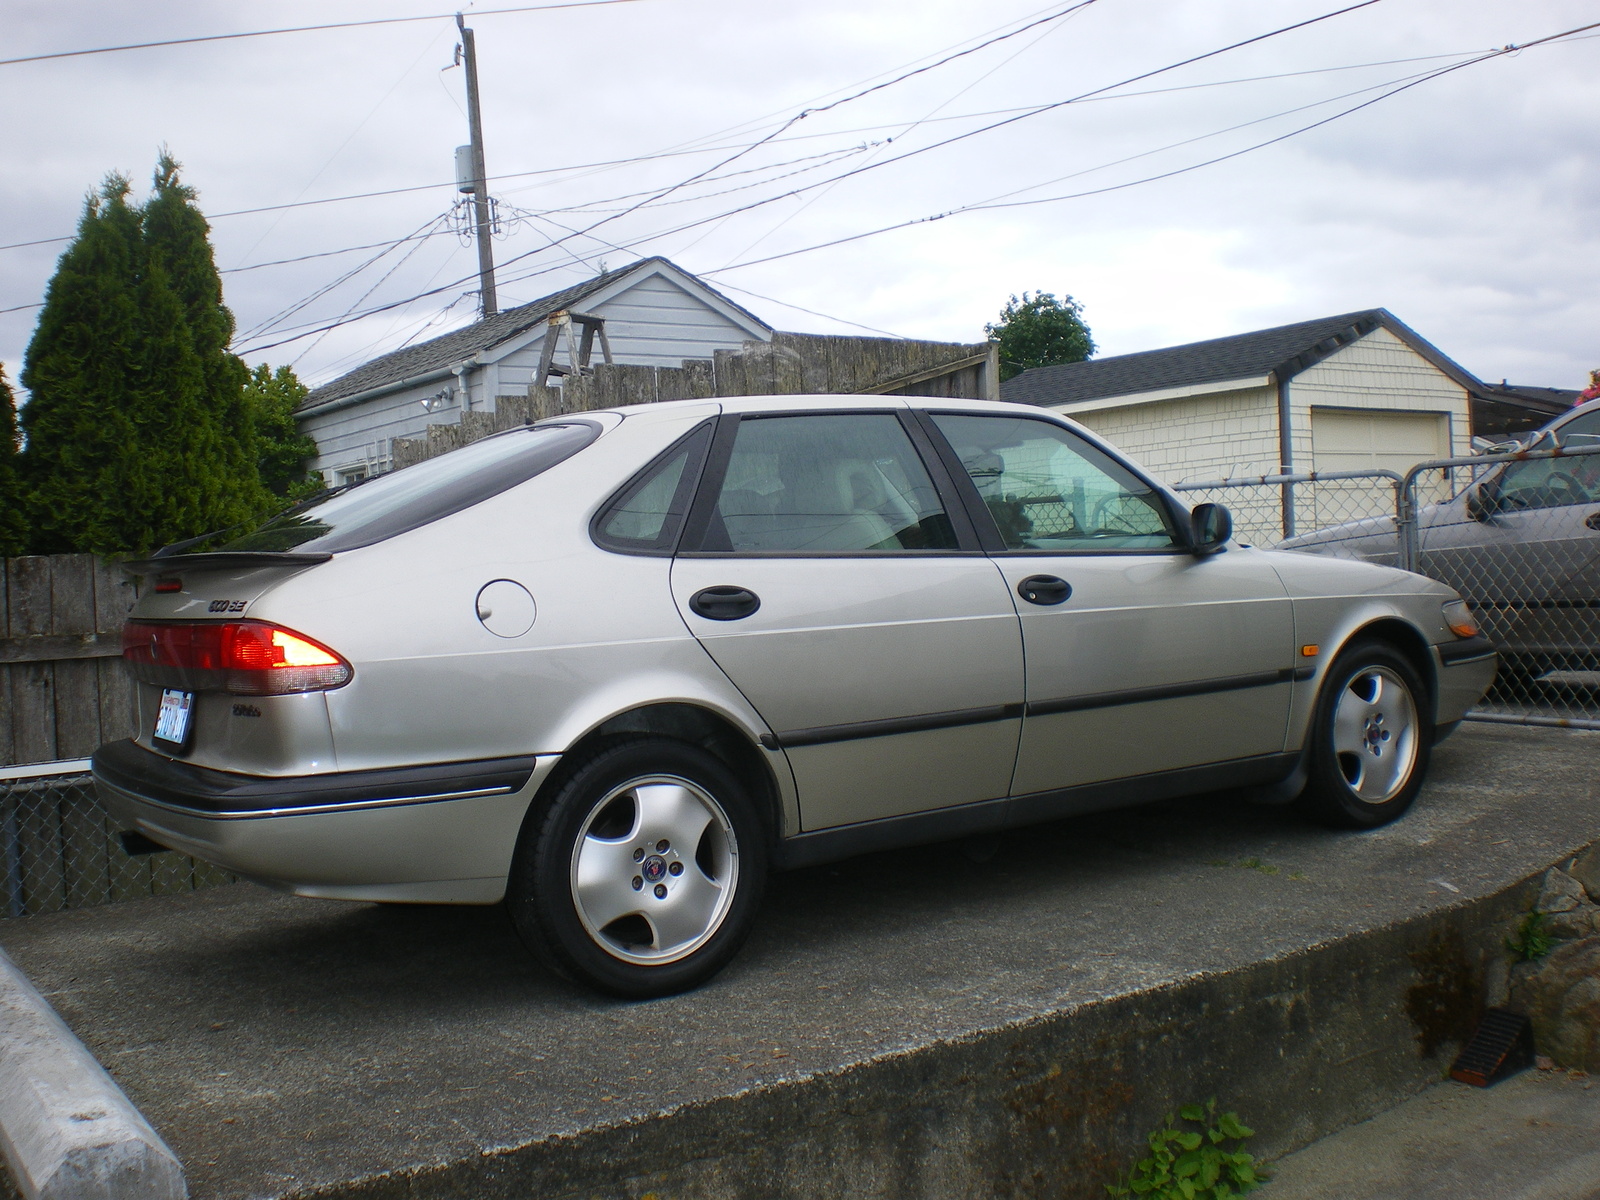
[121,620,352,695]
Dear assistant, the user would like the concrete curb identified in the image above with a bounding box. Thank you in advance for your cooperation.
[0,947,185,1200]
[288,858,1549,1200]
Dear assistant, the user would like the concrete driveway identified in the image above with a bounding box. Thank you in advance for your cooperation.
[2,722,1596,1200]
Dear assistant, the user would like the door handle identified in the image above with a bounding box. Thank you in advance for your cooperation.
[1586,511,1600,532]
[689,585,761,621]
[1017,575,1072,606]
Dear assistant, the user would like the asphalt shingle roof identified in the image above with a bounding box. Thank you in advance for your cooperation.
[999,308,1478,407]
[298,256,765,410]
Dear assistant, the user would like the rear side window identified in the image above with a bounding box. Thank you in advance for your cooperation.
[221,421,600,554]
[694,413,958,553]
[593,423,712,553]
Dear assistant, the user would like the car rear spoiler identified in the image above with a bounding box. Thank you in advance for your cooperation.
[121,552,333,575]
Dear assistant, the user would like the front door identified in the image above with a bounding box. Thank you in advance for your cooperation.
[671,409,1024,831]
[1423,409,1600,660]
[923,411,1297,803]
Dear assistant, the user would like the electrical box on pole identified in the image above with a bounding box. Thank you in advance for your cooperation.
[454,145,475,193]
[455,13,498,318]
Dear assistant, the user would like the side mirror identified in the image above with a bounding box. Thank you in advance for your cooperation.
[1466,476,1501,522]
[1190,503,1232,555]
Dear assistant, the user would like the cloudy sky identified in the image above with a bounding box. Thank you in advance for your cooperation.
[2,0,1597,401]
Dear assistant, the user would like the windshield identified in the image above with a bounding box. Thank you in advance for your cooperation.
[219,421,600,554]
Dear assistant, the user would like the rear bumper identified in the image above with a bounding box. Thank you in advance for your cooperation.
[92,740,557,903]
[1432,637,1498,726]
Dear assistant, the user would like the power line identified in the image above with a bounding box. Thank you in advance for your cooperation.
[5,38,1565,259]
[229,0,1408,354]
[232,9,1589,359]
[704,20,1600,277]
[481,0,1396,289]
[0,1,649,69]
[712,281,909,339]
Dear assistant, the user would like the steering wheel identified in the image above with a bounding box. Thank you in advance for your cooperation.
[1545,469,1589,506]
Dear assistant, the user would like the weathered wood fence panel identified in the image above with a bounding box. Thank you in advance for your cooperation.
[1,554,138,768]
[392,335,1000,469]
[1,555,234,918]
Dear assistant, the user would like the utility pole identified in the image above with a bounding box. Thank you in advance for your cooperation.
[456,12,498,318]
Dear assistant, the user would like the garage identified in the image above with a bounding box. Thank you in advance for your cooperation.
[1310,406,1452,476]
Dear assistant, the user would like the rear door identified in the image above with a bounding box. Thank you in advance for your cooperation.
[921,411,1297,806]
[670,408,1024,832]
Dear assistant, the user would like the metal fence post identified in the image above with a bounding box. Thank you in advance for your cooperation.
[1395,475,1419,574]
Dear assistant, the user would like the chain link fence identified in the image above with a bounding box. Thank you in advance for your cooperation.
[0,761,234,920]
[1177,442,1600,730]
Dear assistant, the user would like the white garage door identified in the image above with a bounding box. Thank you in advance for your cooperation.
[1310,408,1451,476]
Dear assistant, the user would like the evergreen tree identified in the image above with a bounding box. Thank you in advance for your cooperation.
[20,177,157,554]
[21,157,269,555]
[986,291,1096,383]
[0,365,26,556]
[142,152,269,527]
[245,363,321,501]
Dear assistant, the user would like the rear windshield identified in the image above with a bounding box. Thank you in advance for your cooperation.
[220,421,600,554]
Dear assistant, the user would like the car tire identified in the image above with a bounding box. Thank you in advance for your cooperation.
[506,738,768,998]
[1295,640,1432,830]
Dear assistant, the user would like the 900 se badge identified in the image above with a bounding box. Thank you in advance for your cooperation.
[208,599,248,613]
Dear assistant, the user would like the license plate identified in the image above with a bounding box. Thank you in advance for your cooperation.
[153,688,195,750]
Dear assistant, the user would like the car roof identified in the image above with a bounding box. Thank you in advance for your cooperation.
[608,393,1059,421]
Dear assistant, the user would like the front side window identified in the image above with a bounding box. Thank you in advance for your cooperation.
[696,413,958,553]
[1494,410,1600,511]
[930,413,1179,551]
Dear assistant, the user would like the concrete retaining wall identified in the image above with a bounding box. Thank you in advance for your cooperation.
[315,873,1531,1200]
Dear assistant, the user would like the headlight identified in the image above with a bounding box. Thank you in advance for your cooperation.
[1442,599,1479,639]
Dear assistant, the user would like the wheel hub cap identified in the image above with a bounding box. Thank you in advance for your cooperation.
[569,776,739,967]
[1331,665,1419,805]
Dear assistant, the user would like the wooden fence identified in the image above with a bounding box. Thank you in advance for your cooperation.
[1,554,234,917]
[394,334,1000,469]
[1,554,139,767]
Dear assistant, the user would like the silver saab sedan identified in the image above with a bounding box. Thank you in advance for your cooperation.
[94,396,1496,996]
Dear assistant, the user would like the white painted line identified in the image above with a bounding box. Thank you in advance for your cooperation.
[0,947,185,1200]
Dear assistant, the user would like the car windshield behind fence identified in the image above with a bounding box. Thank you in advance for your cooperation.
[1176,438,1600,730]
[221,422,599,554]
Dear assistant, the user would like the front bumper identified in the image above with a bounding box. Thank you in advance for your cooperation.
[1433,636,1498,727]
[92,740,558,904]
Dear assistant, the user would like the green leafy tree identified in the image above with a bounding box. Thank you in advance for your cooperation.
[21,158,269,555]
[245,363,321,502]
[987,291,1096,383]
[0,365,26,555]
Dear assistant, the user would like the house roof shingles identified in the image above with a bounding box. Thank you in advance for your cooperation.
[297,256,766,411]
[999,308,1486,408]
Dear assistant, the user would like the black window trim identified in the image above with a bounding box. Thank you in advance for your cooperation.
[676,408,986,559]
[911,408,1202,558]
[590,419,717,557]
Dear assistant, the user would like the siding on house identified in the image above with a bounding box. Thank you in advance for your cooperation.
[1063,385,1281,484]
[299,271,768,481]
[1047,326,1471,489]
[1288,326,1469,469]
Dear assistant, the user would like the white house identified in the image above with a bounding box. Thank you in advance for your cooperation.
[999,310,1501,487]
[296,257,773,484]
